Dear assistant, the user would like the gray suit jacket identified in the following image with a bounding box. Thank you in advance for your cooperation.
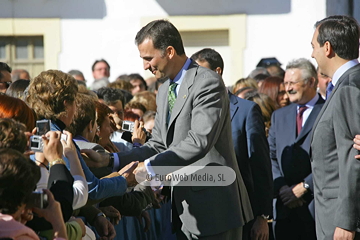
[311,63,360,239]
[117,60,253,237]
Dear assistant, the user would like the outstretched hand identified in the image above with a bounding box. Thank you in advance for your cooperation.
[353,135,360,159]
[119,161,139,187]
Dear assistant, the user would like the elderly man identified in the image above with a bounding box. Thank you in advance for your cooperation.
[310,15,360,240]
[269,58,324,240]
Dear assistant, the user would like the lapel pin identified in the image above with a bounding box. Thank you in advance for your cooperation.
[183,95,186,99]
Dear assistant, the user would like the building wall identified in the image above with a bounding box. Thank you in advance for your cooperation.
[244,0,326,77]
[0,0,327,87]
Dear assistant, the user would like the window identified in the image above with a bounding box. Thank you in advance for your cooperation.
[0,36,44,79]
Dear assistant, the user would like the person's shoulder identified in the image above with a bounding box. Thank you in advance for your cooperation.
[229,92,256,109]
[273,103,296,116]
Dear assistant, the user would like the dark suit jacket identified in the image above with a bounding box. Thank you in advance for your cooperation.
[311,63,360,239]
[269,95,324,220]
[229,93,273,217]
[117,60,253,237]
[26,164,74,231]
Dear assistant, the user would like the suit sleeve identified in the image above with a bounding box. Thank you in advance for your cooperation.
[114,88,167,170]
[333,85,360,231]
[26,164,74,231]
[247,103,273,216]
[75,148,128,200]
[268,110,287,196]
[303,173,313,193]
[147,72,229,170]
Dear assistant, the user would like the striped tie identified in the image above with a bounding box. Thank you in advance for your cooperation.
[168,82,178,114]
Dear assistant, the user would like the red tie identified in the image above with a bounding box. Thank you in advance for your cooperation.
[297,106,308,136]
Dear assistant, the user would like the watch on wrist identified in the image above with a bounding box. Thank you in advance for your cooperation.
[108,154,114,168]
[303,181,310,190]
[96,212,106,218]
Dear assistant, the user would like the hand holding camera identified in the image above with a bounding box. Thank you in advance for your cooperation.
[42,131,64,162]
[30,120,67,153]
[60,130,77,160]
[32,189,67,239]
[132,120,146,145]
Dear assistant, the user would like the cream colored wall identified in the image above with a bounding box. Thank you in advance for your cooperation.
[0,18,61,71]
[141,15,246,86]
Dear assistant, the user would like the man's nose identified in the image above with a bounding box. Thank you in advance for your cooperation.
[143,60,150,70]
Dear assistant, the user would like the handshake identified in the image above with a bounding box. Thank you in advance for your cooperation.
[117,161,148,187]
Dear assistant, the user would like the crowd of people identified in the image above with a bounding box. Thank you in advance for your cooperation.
[0,14,360,240]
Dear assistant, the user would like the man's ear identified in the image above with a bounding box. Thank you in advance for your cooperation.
[324,41,334,58]
[87,120,94,132]
[215,67,223,76]
[308,77,316,88]
[166,46,176,59]
[63,100,69,109]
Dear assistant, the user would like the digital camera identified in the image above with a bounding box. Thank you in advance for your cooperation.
[28,191,48,209]
[122,120,135,132]
[30,120,67,152]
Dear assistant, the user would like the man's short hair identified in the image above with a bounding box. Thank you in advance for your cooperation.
[191,48,224,72]
[0,62,12,80]
[91,59,110,72]
[286,58,318,89]
[68,69,85,77]
[128,73,148,90]
[135,19,185,56]
[96,87,125,108]
[315,15,360,60]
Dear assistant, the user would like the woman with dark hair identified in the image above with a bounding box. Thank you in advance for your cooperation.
[258,76,289,108]
[95,101,119,153]
[0,148,67,239]
[0,94,36,131]
[5,79,30,99]
[0,118,28,152]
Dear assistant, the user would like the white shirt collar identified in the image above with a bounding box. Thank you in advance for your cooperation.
[297,93,319,111]
[332,59,359,86]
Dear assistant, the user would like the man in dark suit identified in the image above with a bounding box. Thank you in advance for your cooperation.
[269,58,324,240]
[191,48,273,240]
[310,15,360,240]
[117,20,253,239]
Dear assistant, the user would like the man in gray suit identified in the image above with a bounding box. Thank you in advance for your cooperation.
[310,15,360,240]
[118,20,253,239]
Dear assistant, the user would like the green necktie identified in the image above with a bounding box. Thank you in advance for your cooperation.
[168,82,178,114]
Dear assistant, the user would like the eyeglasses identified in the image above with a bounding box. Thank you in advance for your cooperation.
[283,79,307,88]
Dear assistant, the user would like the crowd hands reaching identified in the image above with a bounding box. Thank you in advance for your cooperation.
[0,63,161,240]
[1,16,360,239]
[0,54,333,240]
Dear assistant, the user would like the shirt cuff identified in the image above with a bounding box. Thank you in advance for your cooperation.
[144,159,163,190]
[113,153,120,172]
[144,158,155,176]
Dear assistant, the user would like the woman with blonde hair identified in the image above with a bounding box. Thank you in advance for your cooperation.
[244,90,277,137]
[232,77,258,94]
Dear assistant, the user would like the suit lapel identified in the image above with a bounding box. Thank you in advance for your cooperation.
[229,93,239,121]
[284,104,297,142]
[296,96,325,141]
